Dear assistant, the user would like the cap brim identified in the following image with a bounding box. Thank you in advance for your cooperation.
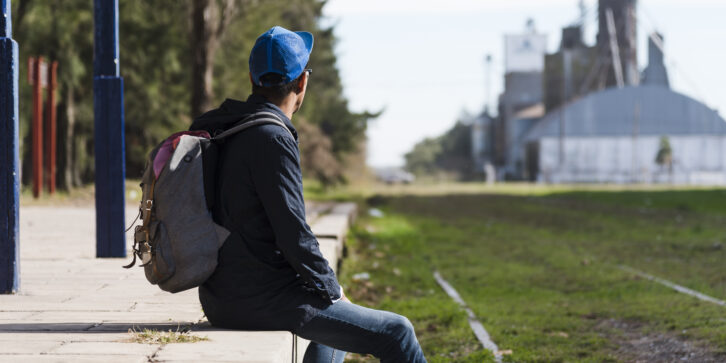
[295,31,314,54]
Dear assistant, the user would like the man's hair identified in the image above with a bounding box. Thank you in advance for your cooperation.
[252,72,304,101]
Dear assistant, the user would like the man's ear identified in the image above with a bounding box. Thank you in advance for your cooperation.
[296,73,307,94]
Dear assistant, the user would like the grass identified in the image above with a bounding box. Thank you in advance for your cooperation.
[127,326,208,344]
[19,179,143,206]
[337,184,726,362]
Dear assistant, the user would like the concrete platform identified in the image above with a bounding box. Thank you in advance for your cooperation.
[0,202,355,363]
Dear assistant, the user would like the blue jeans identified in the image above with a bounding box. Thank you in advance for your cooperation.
[295,301,427,363]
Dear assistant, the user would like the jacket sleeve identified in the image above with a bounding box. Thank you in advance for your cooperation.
[249,131,342,302]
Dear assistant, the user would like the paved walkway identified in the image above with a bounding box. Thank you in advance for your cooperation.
[0,202,355,362]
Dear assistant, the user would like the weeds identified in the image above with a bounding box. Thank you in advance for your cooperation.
[127,325,208,344]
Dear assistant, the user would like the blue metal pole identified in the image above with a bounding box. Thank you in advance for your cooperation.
[0,0,20,293]
[94,0,126,257]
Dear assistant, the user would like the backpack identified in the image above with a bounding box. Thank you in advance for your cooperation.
[123,111,293,293]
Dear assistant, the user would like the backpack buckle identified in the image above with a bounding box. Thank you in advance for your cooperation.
[139,241,153,266]
[144,199,153,212]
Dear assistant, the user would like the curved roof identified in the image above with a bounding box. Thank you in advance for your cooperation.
[526,85,726,140]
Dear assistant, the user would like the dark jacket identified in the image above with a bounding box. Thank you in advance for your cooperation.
[190,95,341,331]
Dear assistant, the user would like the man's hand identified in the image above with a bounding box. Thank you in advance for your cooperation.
[340,287,351,303]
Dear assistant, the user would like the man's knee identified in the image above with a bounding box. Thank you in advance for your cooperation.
[375,313,423,361]
[383,313,415,340]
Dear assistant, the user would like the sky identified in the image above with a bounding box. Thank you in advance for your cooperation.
[321,0,726,168]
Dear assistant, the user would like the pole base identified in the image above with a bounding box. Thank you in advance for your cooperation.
[94,76,127,258]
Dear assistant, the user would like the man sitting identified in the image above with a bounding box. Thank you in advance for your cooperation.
[190,26,427,363]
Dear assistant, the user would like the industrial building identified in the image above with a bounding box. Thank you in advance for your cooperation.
[471,0,726,184]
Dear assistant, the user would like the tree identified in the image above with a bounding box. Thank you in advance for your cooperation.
[405,138,442,176]
[655,135,673,177]
[210,0,379,184]
[296,117,340,186]
[404,121,474,180]
[14,0,95,190]
[190,0,239,118]
[119,0,191,177]
[13,0,374,188]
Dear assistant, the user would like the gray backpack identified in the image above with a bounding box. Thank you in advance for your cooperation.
[124,111,293,293]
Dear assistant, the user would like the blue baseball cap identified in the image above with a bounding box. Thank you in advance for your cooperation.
[249,26,314,87]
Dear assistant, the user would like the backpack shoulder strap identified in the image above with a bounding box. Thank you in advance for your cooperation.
[213,111,294,141]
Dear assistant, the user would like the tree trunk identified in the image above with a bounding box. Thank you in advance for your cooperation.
[56,85,80,190]
[191,0,219,118]
[190,0,238,118]
[63,87,77,189]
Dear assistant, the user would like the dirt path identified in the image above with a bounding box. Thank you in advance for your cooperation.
[598,319,724,362]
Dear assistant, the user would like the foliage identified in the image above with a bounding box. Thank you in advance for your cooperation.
[212,0,379,184]
[341,187,726,361]
[120,0,192,178]
[297,117,341,186]
[404,138,442,176]
[404,121,473,179]
[127,327,208,344]
[655,135,673,171]
[12,0,373,187]
[13,0,95,187]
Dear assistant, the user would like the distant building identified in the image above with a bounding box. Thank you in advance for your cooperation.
[473,0,726,184]
[543,26,598,113]
[501,103,545,180]
[642,32,669,87]
[493,20,547,177]
[544,0,639,113]
[525,86,726,184]
[595,0,639,88]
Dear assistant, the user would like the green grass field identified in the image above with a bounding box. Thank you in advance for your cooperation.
[334,185,726,362]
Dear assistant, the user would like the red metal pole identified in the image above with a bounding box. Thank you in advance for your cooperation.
[44,61,57,194]
[43,62,49,191]
[31,56,43,198]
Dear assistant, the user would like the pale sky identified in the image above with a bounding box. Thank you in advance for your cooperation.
[321,0,726,167]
